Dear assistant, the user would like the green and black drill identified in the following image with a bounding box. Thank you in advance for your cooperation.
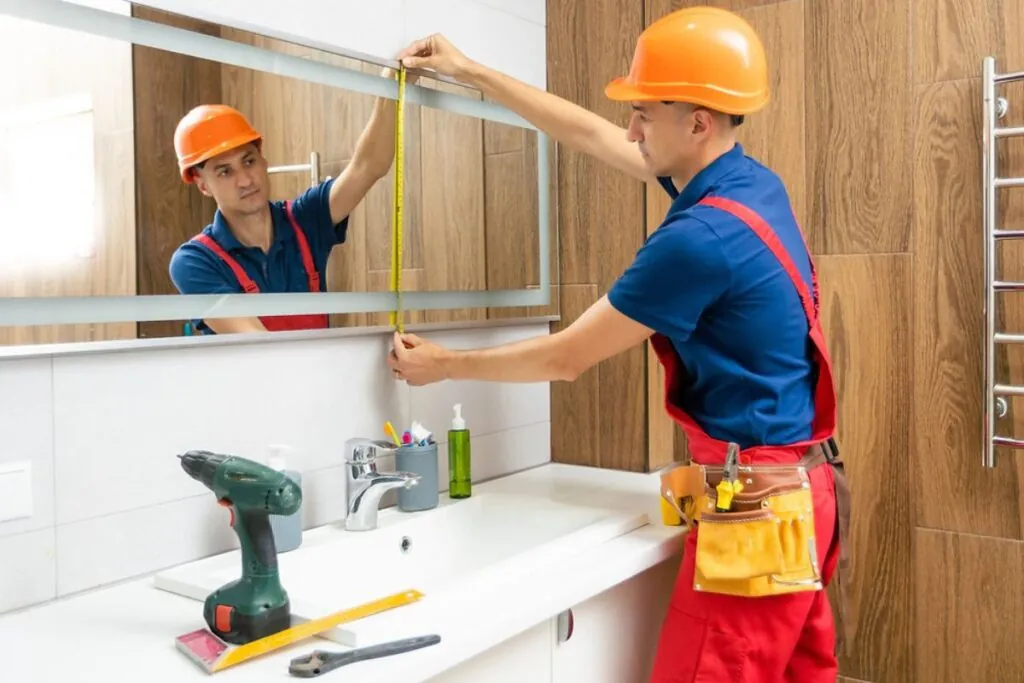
[178,449,303,645]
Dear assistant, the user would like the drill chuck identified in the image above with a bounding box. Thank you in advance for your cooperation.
[178,450,229,490]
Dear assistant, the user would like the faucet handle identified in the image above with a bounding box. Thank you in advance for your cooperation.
[345,437,398,464]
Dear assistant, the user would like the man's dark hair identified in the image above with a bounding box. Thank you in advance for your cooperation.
[662,101,744,127]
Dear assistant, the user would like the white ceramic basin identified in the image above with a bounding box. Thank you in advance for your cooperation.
[153,492,647,645]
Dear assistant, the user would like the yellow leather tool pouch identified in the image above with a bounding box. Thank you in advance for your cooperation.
[693,466,822,598]
[658,464,707,527]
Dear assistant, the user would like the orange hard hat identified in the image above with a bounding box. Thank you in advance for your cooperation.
[605,7,769,115]
[173,104,262,183]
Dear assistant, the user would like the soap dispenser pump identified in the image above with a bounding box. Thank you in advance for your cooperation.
[448,403,472,499]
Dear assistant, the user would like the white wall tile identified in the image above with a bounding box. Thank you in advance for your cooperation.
[7,322,550,612]
[402,0,547,89]
[56,493,237,596]
[0,529,56,612]
[470,0,545,27]
[410,325,551,438]
[410,380,549,440]
[52,336,406,525]
[0,358,54,538]
[462,421,550,484]
[127,0,551,86]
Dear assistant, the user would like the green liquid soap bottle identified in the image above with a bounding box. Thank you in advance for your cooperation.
[448,403,472,499]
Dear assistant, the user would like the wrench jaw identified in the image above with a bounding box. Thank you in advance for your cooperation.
[288,651,336,678]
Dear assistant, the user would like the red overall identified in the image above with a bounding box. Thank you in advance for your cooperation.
[191,200,329,332]
[648,196,844,683]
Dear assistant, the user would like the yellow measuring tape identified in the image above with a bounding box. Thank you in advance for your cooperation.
[389,65,406,333]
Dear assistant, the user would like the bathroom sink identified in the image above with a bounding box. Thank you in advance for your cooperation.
[153,492,647,645]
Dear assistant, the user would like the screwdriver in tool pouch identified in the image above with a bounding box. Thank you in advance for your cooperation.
[715,442,744,512]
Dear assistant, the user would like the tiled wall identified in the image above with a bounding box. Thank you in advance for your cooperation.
[0,323,551,614]
[124,0,548,89]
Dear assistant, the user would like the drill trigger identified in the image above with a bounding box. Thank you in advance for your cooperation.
[217,498,236,527]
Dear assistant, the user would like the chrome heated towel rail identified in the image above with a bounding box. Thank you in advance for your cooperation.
[269,151,322,187]
[983,57,1024,468]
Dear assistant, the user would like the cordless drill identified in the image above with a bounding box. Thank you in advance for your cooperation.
[178,450,303,645]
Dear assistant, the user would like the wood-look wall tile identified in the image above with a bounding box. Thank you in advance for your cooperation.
[805,0,912,254]
[483,121,524,156]
[1006,0,1024,73]
[645,0,785,20]
[913,0,1004,85]
[644,180,678,471]
[912,79,1022,538]
[484,148,539,290]
[916,529,1024,682]
[736,0,806,229]
[419,80,486,324]
[547,0,645,286]
[310,51,374,166]
[817,254,913,683]
[132,6,222,339]
[551,285,600,467]
[360,106,423,275]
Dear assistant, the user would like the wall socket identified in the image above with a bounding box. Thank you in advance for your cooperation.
[0,461,32,522]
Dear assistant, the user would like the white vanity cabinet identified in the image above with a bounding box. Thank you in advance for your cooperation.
[430,557,680,683]
[551,559,679,683]
[429,621,555,683]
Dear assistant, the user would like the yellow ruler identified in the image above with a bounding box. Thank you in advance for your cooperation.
[210,589,424,672]
[389,64,407,333]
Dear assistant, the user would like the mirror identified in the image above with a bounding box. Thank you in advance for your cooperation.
[0,1,558,348]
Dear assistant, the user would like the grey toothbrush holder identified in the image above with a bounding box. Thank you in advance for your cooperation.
[395,442,439,512]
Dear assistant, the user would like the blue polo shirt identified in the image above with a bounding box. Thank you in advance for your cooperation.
[608,143,816,449]
[169,178,349,333]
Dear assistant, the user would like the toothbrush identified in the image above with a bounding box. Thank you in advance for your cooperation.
[384,421,401,446]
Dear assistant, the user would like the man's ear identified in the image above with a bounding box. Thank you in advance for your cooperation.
[194,174,213,198]
[691,108,713,135]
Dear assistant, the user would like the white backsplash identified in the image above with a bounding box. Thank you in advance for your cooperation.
[0,322,552,614]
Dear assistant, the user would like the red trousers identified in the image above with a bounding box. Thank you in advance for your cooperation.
[649,463,839,683]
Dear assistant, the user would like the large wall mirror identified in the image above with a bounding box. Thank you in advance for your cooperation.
[0,0,558,349]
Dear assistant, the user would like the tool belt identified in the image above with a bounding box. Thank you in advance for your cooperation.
[659,439,852,650]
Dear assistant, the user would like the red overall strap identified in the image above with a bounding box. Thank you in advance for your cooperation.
[283,200,321,293]
[700,196,819,322]
[191,209,329,332]
[698,195,837,443]
[191,234,260,293]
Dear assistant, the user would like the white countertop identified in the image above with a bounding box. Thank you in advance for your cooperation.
[0,463,686,683]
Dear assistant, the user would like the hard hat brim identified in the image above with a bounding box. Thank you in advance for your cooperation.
[180,131,262,183]
[604,76,769,115]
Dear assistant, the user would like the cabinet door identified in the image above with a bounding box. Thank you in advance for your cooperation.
[552,558,679,683]
[428,620,553,683]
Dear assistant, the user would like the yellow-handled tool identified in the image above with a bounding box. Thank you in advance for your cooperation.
[389,65,407,333]
[715,442,744,512]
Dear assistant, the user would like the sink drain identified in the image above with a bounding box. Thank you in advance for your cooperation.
[400,536,412,553]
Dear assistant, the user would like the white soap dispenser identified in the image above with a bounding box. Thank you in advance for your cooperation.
[267,444,303,553]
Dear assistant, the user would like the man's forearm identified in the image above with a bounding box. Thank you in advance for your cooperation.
[351,97,397,178]
[440,334,577,383]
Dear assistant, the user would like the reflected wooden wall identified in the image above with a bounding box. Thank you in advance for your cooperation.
[133,7,553,336]
[546,0,1019,680]
[0,11,136,345]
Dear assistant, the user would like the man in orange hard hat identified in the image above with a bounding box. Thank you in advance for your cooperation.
[389,7,850,682]
[168,69,415,335]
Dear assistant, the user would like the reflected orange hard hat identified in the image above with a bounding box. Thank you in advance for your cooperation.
[173,104,262,183]
[605,7,769,115]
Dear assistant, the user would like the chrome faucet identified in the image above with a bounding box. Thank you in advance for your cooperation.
[344,437,421,531]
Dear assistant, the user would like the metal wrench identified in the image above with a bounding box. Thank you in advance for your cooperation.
[288,634,441,677]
